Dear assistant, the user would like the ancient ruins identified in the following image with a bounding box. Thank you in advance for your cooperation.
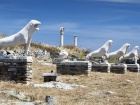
[0,20,140,85]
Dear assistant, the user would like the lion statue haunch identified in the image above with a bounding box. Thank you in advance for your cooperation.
[0,20,41,55]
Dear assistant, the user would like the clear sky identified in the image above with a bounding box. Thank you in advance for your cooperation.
[0,0,140,52]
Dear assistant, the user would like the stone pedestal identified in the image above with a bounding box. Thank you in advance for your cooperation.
[127,64,140,72]
[92,63,111,73]
[42,73,57,82]
[110,64,127,74]
[0,56,33,84]
[57,61,91,75]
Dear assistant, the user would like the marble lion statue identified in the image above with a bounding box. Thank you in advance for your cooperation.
[108,43,130,59]
[119,46,139,64]
[0,20,41,55]
[86,40,113,61]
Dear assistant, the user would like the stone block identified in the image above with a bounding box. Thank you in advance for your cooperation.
[0,57,33,84]
[42,73,57,82]
[92,63,110,73]
[57,61,91,75]
[127,64,140,72]
[110,64,127,74]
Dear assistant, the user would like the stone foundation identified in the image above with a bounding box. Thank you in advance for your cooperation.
[127,64,140,72]
[92,63,111,73]
[0,56,33,84]
[57,61,91,75]
[110,64,127,74]
[42,73,57,82]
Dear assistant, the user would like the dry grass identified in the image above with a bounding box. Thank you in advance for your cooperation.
[0,58,140,105]
[31,42,60,52]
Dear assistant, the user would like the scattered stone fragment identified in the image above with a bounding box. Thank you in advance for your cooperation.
[33,82,86,90]
[45,96,57,105]
[91,90,116,95]
[129,102,137,105]
[126,79,134,83]
[7,91,31,102]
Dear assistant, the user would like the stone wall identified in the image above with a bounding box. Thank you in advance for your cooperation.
[0,57,33,84]
[57,61,91,75]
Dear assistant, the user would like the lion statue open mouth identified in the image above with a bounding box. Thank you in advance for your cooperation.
[0,20,41,55]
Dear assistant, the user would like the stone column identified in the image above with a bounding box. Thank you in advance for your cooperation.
[74,36,77,47]
[60,27,65,47]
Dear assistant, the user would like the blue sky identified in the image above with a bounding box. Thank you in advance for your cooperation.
[0,0,140,52]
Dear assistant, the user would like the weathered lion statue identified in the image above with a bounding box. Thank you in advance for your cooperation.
[86,40,113,61]
[0,20,41,55]
[108,43,130,58]
[119,46,139,64]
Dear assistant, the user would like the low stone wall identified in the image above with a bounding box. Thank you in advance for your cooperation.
[0,57,33,84]
[57,61,91,75]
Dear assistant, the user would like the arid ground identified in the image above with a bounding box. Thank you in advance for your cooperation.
[0,58,140,105]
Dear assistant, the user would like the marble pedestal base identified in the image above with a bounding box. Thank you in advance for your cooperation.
[57,61,91,75]
[92,63,111,73]
[110,64,127,74]
[127,64,140,72]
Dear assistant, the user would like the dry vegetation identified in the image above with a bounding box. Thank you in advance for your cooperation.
[0,59,140,105]
[0,34,140,104]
